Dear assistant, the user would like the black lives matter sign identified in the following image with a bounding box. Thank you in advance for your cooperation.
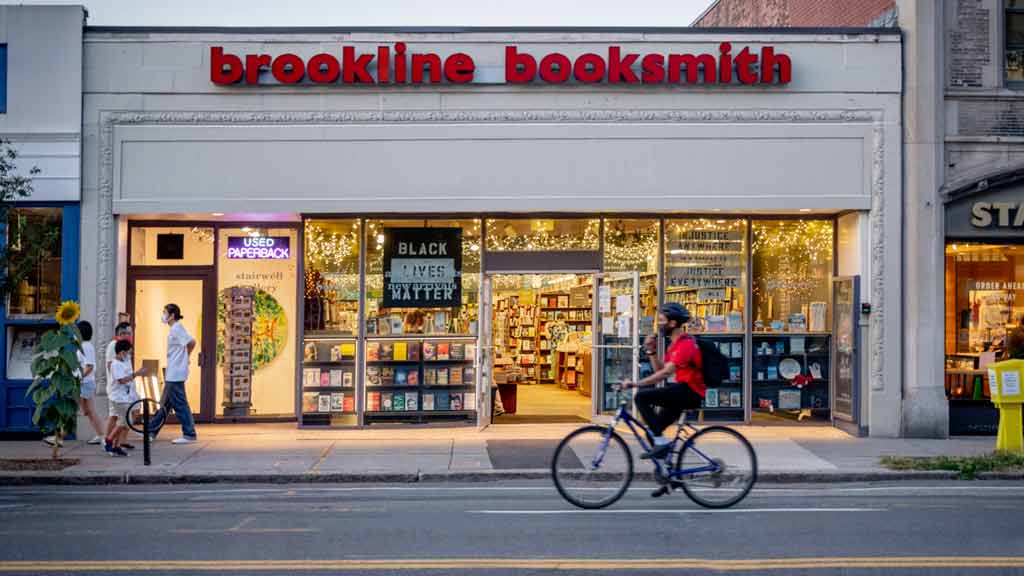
[383,228,462,308]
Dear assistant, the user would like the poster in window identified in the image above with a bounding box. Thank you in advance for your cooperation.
[382,228,462,309]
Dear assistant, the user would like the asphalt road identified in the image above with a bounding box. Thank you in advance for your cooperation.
[0,481,1022,575]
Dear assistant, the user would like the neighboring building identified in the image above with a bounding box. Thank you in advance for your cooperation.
[694,0,897,28]
[0,6,83,433]
[76,26,903,436]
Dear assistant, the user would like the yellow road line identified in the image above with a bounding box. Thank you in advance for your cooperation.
[0,557,1022,572]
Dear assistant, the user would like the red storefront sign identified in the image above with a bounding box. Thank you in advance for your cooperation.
[210,43,792,86]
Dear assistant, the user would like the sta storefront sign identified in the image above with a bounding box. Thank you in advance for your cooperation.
[383,228,462,309]
[227,236,291,259]
[211,44,792,86]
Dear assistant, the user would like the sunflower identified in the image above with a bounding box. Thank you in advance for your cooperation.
[55,301,80,326]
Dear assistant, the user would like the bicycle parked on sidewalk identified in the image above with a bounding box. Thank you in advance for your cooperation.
[552,388,757,509]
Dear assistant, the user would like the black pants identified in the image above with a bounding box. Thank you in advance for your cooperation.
[635,384,703,437]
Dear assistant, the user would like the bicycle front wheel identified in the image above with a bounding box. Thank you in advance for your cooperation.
[676,426,757,509]
[551,425,633,509]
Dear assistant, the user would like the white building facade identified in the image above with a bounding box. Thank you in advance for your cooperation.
[72,27,904,435]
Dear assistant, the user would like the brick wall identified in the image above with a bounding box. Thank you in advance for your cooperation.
[695,0,895,27]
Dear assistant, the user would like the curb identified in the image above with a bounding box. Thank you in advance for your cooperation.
[2,469,1019,486]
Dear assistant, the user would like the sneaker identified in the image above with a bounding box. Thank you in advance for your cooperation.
[110,447,128,457]
[171,436,197,445]
[121,443,135,451]
[103,441,114,455]
[42,436,64,447]
[86,436,103,445]
[640,443,672,460]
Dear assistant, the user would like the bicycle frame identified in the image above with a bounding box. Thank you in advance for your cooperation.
[594,404,720,480]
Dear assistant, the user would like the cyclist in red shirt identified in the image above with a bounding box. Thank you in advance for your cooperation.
[622,302,705,460]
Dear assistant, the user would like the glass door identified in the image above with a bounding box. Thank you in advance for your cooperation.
[129,274,215,421]
[593,272,640,417]
[477,275,493,429]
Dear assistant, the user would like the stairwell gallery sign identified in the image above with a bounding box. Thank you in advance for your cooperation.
[210,44,793,86]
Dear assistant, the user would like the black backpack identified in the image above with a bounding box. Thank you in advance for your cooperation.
[693,336,729,387]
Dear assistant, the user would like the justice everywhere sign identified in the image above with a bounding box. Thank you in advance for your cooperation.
[383,228,462,309]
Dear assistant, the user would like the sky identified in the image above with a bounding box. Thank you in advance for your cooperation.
[4,0,716,27]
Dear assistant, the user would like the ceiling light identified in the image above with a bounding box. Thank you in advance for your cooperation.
[211,212,225,217]
[799,209,812,213]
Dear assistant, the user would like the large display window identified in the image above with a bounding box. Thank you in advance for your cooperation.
[944,243,1024,417]
[664,218,747,419]
[751,219,834,423]
[216,227,299,419]
[362,219,481,424]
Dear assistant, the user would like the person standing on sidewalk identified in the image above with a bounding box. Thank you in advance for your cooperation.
[158,303,197,444]
[104,322,138,451]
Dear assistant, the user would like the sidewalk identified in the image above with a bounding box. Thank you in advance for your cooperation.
[0,423,1011,485]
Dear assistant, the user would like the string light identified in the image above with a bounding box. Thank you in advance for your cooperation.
[485,219,600,252]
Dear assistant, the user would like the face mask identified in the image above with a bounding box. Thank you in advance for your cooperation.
[161,311,170,324]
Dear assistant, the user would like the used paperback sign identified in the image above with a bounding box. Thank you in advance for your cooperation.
[383,228,462,308]
[227,236,291,259]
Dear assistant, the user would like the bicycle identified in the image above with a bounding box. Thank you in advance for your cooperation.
[125,397,167,437]
[551,389,758,509]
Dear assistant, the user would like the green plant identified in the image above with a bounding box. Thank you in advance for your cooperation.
[26,301,82,459]
[880,452,1024,480]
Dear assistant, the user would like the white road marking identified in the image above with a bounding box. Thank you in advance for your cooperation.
[471,507,889,515]
[2,484,1023,499]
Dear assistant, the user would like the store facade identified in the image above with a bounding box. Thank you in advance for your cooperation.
[943,172,1024,435]
[0,6,83,433]
[79,28,904,436]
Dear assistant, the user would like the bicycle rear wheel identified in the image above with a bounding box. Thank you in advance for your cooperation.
[551,425,633,509]
[675,426,757,509]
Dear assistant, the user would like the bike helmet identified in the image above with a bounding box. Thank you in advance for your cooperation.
[660,302,691,325]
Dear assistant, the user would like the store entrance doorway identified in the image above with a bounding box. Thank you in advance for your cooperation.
[127,271,217,422]
[482,272,642,425]
[487,274,594,424]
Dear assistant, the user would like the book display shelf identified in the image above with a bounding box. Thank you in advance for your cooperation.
[751,333,831,422]
[301,336,358,426]
[365,336,477,424]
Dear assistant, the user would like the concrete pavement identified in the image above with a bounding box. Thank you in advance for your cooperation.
[0,423,1012,484]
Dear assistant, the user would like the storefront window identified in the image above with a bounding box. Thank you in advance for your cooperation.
[216,226,299,418]
[130,226,215,266]
[752,219,833,333]
[365,219,481,336]
[486,218,599,252]
[304,219,360,335]
[1006,0,1024,84]
[603,218,660,333]
[751,219,834,423]
[944,243,1024,402]
[665,218,747,418]
[6,207,62,318]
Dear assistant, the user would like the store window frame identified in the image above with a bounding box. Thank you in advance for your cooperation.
[125,219,303,424]
[0,202,79,432]
[297,213,842,429]
[0,45,6,114]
